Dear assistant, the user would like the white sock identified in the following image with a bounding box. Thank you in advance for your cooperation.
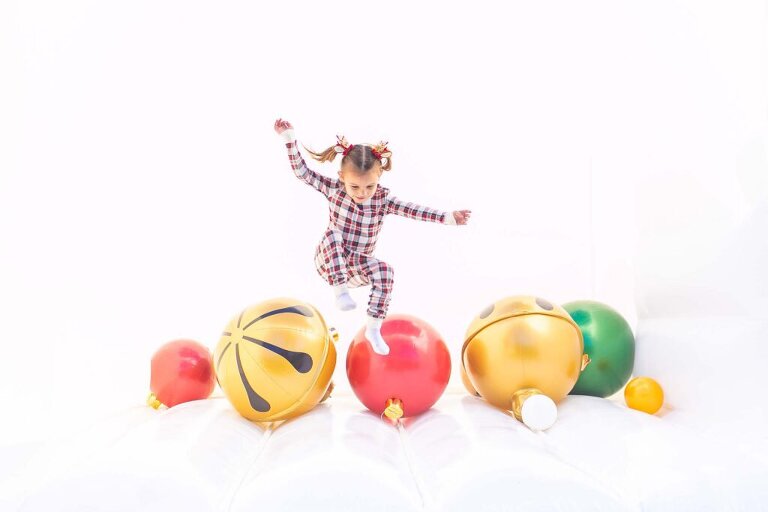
[365,316,390,355]
[333,284,357,311]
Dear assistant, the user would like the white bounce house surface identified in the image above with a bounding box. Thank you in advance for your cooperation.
[4,389,768,512]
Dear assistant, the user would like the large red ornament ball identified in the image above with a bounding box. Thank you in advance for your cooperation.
[346,314,451,418]
[149,339,215,408]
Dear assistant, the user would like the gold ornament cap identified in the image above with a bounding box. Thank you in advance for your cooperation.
[147,392,162,410]
[383,398,404,421]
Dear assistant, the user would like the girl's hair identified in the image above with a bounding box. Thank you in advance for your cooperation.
[303,143,392,173]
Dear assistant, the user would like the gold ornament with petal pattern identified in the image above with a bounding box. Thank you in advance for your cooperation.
[214,298,337,423]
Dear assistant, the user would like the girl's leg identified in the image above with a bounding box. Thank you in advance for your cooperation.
[316,229,356,311]
[349,255,394,355]
[362,259,394,320]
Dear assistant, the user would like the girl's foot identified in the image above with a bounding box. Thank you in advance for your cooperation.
[335,292,356,311]
[333,285,357,311]
[365,316,390,355]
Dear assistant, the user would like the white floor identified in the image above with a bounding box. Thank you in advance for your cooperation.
[3,390,767,511]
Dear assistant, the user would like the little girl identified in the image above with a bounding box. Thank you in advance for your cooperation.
[274,118,471,355]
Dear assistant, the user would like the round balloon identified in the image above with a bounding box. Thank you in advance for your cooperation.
[346,314,451,419]
[214,298,337,422]
[148,339,215,408]
[625,376,664,414]
[563,300,635,398]
[462,296,589,430]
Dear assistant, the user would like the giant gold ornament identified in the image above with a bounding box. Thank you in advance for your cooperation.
[462,296,590,430]
[214,298,337,422]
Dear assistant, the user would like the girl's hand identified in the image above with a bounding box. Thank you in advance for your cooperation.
[453,210,472,225]
[274,118,293,135]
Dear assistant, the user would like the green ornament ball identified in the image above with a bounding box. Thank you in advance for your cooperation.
[564,300,635,398]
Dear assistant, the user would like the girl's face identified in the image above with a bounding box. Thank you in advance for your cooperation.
[338,162,381,203]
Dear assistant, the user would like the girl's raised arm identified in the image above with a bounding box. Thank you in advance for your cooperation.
[275,118,338,198]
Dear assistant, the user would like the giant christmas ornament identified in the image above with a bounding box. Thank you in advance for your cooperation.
[462,296,590,430]
[214,298,337,422]
[347,314,451,420]
[147,339,215,409]
[563,300,635,398]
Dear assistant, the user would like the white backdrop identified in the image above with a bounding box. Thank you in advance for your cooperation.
[1,0,765,445]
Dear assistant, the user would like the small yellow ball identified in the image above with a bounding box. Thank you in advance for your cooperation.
[624,377,664,414]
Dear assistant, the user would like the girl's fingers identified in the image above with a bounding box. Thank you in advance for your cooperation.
[274,118,291,133]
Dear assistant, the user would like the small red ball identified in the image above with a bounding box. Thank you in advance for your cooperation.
[346,314,451,417]
[150,339,215,407]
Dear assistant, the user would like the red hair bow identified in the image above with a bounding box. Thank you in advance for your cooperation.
[335,135,354,156]
[371,141,391,162]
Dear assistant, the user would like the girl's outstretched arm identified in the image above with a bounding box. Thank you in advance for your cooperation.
[385,195,471,225]
[275,118,338,198]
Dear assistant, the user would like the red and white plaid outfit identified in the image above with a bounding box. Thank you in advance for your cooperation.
[285,140,451,319]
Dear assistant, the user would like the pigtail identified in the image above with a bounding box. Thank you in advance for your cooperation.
[304,135,351,164]
[303,143,339,164]
[371,141,393,172]
[379,153,392,172]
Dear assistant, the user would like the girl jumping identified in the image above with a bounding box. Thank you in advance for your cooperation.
[274,118,471,355]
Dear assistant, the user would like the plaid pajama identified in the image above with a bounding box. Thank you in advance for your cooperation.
[285,141,448,319]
